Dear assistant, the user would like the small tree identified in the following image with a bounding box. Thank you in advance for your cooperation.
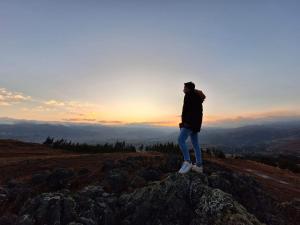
[43,136,54,146]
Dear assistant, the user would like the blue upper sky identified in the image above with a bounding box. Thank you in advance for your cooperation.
[0,0,299,127]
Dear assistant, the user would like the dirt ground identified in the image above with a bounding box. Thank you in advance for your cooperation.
[0,139,163,189]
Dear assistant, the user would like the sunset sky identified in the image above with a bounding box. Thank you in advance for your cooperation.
[1,1,299,127]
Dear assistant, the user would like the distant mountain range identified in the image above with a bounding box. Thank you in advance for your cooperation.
[0,117,178,144]
[0,117,299,156]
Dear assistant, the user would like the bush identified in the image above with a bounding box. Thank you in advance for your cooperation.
[145,142,181,154]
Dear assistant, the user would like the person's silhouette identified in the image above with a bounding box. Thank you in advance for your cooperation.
[178,81,206,174]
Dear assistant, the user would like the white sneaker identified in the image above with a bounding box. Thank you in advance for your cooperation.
[191,163,203,173]
[178,161,193,174]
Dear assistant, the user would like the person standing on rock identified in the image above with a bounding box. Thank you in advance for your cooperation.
[178,81,206,174]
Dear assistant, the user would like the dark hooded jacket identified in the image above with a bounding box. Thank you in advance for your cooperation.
[179,89,206,133]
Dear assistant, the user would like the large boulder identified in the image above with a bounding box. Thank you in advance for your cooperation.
[16,186,117,225]
[117,172,264,225]
[205,168,285,225]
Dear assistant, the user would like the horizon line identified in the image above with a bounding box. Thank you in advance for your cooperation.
[1,116,300,129]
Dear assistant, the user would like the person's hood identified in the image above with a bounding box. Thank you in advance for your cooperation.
[194,89,206,102]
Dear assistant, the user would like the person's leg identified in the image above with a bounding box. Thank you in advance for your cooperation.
[190,132,203,166]
[177,127,192,163]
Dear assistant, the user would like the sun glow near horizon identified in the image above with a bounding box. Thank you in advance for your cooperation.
[1,87,299,128]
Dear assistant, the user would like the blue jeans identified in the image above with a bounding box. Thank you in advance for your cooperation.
[178,127,203,166]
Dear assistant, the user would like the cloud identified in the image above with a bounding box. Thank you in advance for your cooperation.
[42,99,101,111]
[0,88,32,106]
[32,105,57,112]
[125,121,174,126]
[205,110,300,128]
[62,118,98,122]
[44,100,65,106]
[60,118,175,126]
[0,88,102,121]
[97,120,124,124]
[61,118,125,124]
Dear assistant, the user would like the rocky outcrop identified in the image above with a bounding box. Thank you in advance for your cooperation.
[16,186,117,225]
[118,172,264,225]
[0,154,299,225]
[13,172,265,225]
